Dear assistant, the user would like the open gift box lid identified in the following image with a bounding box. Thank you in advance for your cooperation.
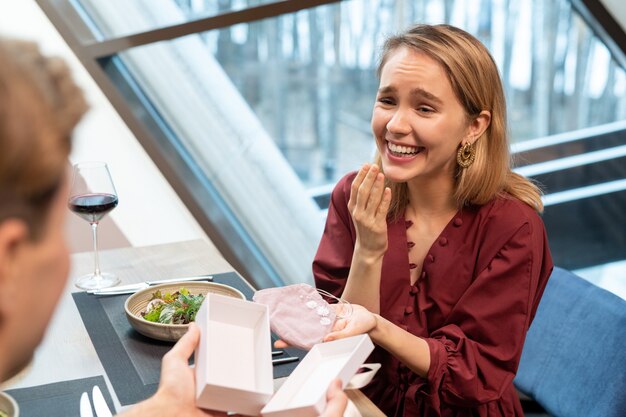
[261,334,375,417]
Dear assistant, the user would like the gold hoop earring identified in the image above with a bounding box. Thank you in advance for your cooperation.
[457,142,475,168]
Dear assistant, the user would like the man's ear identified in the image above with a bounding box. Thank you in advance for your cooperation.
[0,219,29,291]
[467,110,491,144]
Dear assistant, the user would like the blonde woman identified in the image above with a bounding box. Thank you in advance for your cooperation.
[313,24,553,417]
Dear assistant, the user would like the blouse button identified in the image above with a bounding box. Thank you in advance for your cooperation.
[409,263,417,269]
[427,254,435,262]
[404,306,414,315]
[439,237,448,246]
[453,218,463,227]
[421,271,427,279]
[410,285,418,295]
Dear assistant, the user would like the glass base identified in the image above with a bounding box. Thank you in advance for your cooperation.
[75,272,120,290]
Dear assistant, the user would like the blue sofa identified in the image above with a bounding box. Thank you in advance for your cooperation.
[514,267,626,417]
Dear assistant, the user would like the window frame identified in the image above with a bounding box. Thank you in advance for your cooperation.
[37,0,343,288]
[35,0,626,288]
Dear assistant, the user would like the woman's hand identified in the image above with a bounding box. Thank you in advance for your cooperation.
[341,164,391,313]
[348,164,391,259]
[324,305,377,342]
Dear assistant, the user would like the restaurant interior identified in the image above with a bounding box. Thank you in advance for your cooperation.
[0,1,624,416]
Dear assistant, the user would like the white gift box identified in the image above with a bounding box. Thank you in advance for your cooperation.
[195,293,375,416]
[261,334,374,417]
[194,293,273,416]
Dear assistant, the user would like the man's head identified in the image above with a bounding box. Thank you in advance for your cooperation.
[0,38,87,381]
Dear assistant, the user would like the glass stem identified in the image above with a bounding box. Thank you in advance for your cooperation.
[91,222,101,278]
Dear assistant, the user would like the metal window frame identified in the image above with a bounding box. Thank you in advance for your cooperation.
[36,0,342,288]
[35,0,626,287]
[572,0,626,70]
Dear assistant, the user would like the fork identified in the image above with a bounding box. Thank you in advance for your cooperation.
[80,386,112,417]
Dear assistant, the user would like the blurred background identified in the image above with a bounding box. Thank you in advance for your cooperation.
[1,0,624,295]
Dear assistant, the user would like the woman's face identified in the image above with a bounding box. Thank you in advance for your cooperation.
[372,47,470,184]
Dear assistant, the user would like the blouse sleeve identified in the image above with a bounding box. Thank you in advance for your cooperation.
[313,173,357,298]
[414,220,553,410]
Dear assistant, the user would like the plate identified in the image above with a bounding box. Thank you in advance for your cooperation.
[0,391,18,417]
[125,281,245,342]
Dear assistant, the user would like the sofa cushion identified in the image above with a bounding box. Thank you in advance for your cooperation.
[514,267,626,417]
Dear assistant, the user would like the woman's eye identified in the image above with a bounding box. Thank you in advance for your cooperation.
[377,97,395,105]
[417,106,434,113]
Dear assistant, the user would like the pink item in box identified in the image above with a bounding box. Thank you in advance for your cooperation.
[253,283,350,350]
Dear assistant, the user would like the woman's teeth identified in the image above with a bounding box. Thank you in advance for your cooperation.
[388,142,421,156]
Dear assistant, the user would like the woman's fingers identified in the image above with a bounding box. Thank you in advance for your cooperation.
[348,164,369,211]
[324,328,351,342]
[363,172,386,216]
[376,187,392,219]
[331,317,348,332]
[349,164,388,217]
[348,164,389,255]
[325,305,377,343]
[273,339,289,349]
[355,165,379,210]
[324,318,352,342]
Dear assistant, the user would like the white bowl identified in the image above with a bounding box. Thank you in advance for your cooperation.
[125,281,245,342]
[0,391,19,417]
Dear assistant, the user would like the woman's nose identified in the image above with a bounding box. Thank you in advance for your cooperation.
[386,108,411,135]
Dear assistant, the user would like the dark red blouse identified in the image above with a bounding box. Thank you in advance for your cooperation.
[314,172,553,417]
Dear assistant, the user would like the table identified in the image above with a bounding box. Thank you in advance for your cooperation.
[1,239,385,417]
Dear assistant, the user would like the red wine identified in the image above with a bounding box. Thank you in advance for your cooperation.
[68,193,118,223]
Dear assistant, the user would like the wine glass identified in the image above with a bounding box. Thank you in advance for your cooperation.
[68,161,120,290]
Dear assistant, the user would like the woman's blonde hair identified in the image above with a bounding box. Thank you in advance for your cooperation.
[376,24,543,216]
[0,38,88,238]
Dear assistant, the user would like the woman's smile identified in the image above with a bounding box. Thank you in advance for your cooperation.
[386,140,425,162]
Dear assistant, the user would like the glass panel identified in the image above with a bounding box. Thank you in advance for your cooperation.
[205,0,626,186]
[75,0,285,39]
[115,33,326,285]
[70,0,626,288]
[78,0,626,187]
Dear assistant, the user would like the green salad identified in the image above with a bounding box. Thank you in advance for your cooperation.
[0,410,8,417]
[141,288,205,325]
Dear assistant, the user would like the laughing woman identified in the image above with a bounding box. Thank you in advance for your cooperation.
[314,24,553,417]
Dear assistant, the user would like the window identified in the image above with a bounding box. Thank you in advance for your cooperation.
[40,0,626,295]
